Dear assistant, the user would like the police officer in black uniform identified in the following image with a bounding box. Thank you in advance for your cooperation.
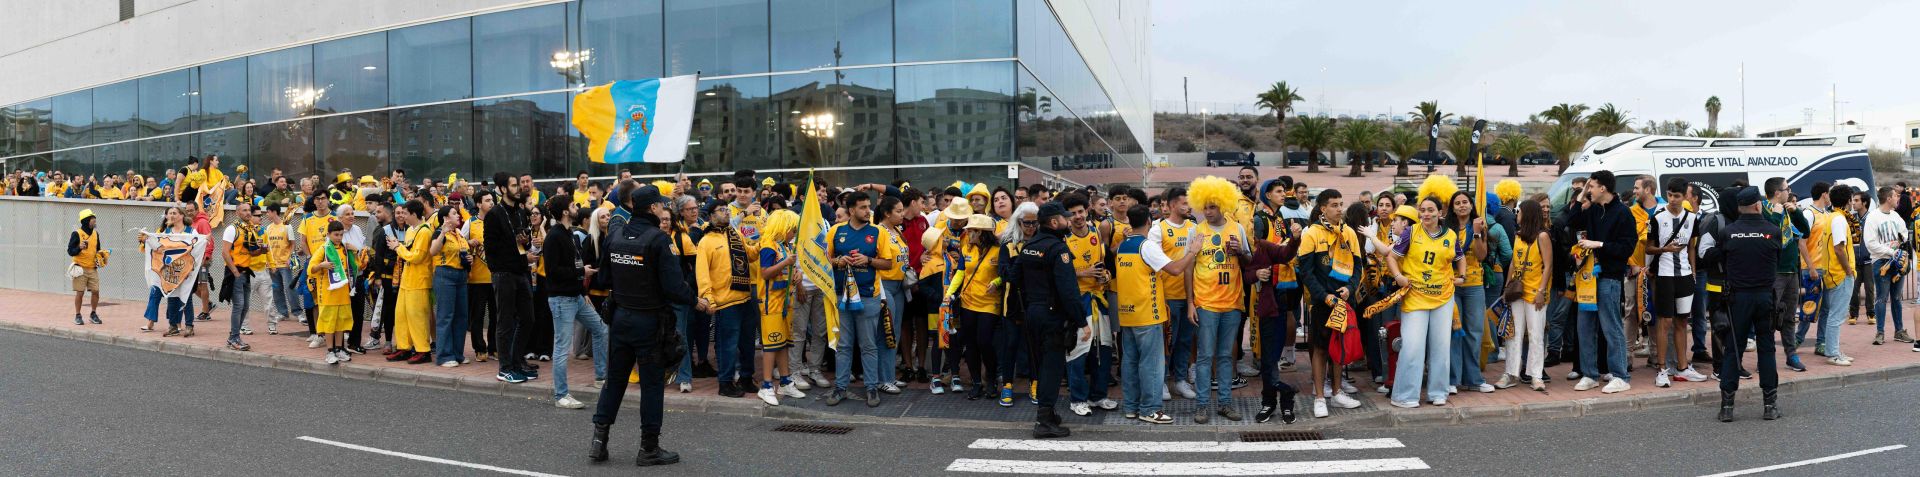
[591,185,695,466]
[1016,202,1088,438]
[1699,187,1782,423]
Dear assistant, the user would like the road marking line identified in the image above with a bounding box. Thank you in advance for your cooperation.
[968,438,1406,452]
[946,457,1430,475]
[297,436,570,477]
[1697,444,1907,477]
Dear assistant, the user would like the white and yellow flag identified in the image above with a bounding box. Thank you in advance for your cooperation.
[797,173,840,350]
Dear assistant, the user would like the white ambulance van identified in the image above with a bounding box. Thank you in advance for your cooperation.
[1547,132,1873,214]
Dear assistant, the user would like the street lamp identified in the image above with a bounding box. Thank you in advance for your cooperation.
[800,112,837,166]
[550,49,592,84]
[1199,108,1209,152]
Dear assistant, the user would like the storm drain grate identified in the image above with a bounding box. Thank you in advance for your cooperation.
[773,424,854,435]
[1239,430,1325,442]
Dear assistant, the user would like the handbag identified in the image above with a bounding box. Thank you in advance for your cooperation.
[1502,241,1533,303]
[66,263,84,278]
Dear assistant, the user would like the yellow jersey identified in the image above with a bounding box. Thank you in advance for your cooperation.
[1191,220,1247,313]
[1298,223,1359,285]
[1572,246,1598,311]
[1513,236,1546,303]
[1399,223,1458,312]
[1157,219,1194,301]
[228,224,268,272]
[394,224,435,290]
[466,218,491,283]
[265,223,293,268]
[1820,209,1854,287]
[877,227,909,282]
[433,227,469,269]
[297,214,334,256]
[1629,205,1651,269]
[730,203,765,242]
[1459,225,1485,287]
[1065,229,1104,295]
[72,229,101,268]
[959,243,1004,314]
[1115,234,1167,327]
[695,232,752,311]
[306,244,352,306]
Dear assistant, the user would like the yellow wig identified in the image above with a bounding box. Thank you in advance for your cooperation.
[1416,174,1458,206]
[652,180,675,197]
[1494,179,1522,204]
[1189,175,1239,212]
[762,209,800,249]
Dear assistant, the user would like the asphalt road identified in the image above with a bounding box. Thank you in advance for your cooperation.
[1,328,1915,476]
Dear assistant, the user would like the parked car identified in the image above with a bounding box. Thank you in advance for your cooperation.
[1285,151,1333,166]
[1405,150,1454,165]
[1345,150,1391,166]
[1205,151,1258,167]
[1520,151,1557,165]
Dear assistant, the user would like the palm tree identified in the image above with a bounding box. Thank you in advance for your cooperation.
[1256,82,1305,168]
[1337,119,1382,177]
[1587,103,1631,136]
[1287,116,1336,174]
[1544,123,1584,174]
[1443,115,1484,177]
[1386,125,1423,177]
[1493,133,1534,177]
[1540,103,1589,127]
[1539,103,1589,172]
[1705,96,1722,133]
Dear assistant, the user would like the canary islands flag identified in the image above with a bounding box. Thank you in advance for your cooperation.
[571,75,698,164]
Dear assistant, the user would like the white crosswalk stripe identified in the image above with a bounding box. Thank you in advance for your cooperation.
[946,438,1431,475]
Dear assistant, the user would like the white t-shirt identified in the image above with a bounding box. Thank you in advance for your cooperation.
[1650,207,1696,277]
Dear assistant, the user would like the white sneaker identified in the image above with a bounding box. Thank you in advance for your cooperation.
[1236,361,1260,377]
[1655,369,1672,388]
[1600,373,1614,381]
[1340,379,1358,394]
[793,378,812,391]
[1161,388,1171,401]
[1746,339,1756,352]
[1096,398,1118,410]
[1475,383,1495,393]
[1601,378,1631,394]
[1312,398,1330,418]
[757,387,780,406]
[678,383,692,393]
[1070,401,1093,416]
[338,352,351,363]
[1566,370,1583,381]
[1174,380,1197,399]
[780,383,807,399]
[1376,385,1391,394]
[555,395,586,409]
[1828,355,1853,366]
[323,352,339,364]
[1494,374,1519,389]
[808,371,831,389]
[1574,377,1599,391]
[307,335,323,349]
[1676,367,1711,382]
[440,361,459,368]
[1389,400,1419,409]
[1447,385,1458,395]
[1330,393,1362,409]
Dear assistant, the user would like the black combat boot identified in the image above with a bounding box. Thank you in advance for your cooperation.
[588,423,610,462]
[1762,389,1783,420]
[1717,391,1735,423]
[636,432,680,466]
[1032,407,1070,438]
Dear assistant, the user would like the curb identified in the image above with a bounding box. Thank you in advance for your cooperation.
[7,318,1918,431]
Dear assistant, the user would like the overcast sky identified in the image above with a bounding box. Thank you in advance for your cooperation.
[1151,0,1915,142]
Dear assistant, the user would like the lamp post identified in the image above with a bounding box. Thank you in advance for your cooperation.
[800,112,837,167]
[550,50,591,85]
[1199,108,1209,152]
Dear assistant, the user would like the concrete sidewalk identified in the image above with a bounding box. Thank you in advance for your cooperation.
[6,287,1918,430]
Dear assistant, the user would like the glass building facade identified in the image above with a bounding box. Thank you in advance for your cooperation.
[0,0,1144,189]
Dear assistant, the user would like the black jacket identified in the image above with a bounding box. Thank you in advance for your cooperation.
[1702,214,1781,292]
[544,224,586,297]
[1018,228,1088,331]
[1569,197,1636,280]
[605,213,694,312]
[482,204,530,275]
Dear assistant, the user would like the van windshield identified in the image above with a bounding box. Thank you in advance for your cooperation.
[1547,172,1590,213]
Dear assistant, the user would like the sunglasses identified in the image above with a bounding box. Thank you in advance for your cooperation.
[1020,220,1038,227]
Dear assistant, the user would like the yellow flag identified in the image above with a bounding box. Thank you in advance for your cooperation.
[797,173,840,349]
[1476,150,1487,217]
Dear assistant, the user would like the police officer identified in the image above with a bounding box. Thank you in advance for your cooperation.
[1700,187,1782,423]
[591,185,695,466]
[1017,202,1089,438]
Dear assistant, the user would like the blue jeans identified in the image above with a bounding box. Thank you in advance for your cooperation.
[1194,308,1242,407]
[268,267,293,318]
[880,280,906,385]
[1821,277,1854,356]
[1578,278,1631,381]
[227,271,252,343]
[1067,294,1111,403]
[1119,324,1167,415]
[673,302,694,384]
[1450,285,1488,387]
[834,300,884,391]
[144,286,162,323]
[432,267,469,364]
[1165,299,1194,382]
[1691,273,1709,355]
[1874,261,1905,334]
[1391,300,1454,404]
[1544,291,1571,354]
[550,295,609,399]
[713,304,749,385]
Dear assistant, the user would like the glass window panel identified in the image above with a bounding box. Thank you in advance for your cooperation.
[248,46,316,122]
[896,62,1013,166]
[581,0,664,85]
[390,19,472,105]
[197,58,249,130]
[0,105,15,157]
[51,91,92,150]
[249,121,315,181]
[773,68,892,186]
[11,153,53,174]
[130,135,187,177]
[665,0,767,76]
[769,0,891,71]
[54,147,91,178]
[476,93,569,179]
[314,32,388,114]
[897,0,1013,62]
[474,5,567,97]
[93,82,139,149]
[138,70,192,140]
[684,77,773,175]
[317,112,389,180]
[388,102,474,183]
